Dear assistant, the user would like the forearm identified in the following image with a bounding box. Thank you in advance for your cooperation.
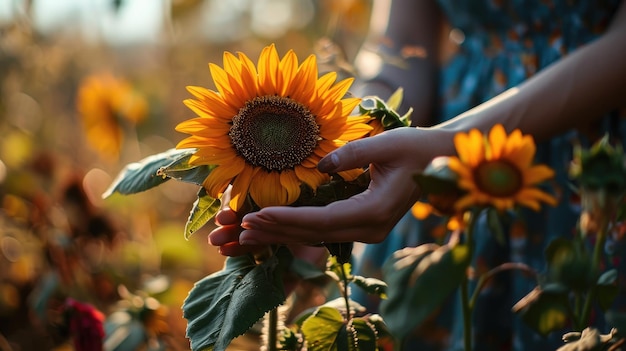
[435,2,626,142]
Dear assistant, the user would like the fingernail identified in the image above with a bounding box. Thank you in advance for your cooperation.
[318,152,339,172]
[239,232,259,245]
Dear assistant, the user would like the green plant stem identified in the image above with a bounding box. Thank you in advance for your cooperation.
[579,218,609,329]
[340,263,352,320]
[461,276,472,351]
[268,308,278,351]
[468,262,538,310]
[461,209,479,351]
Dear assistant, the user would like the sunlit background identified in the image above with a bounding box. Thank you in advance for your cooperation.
[0,0,374,349]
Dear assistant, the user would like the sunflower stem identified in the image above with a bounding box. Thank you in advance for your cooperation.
[340,262,352,321]
[579,217,608,329]
[469,262,538,310]
[461,209,479,351]
[268,308,278,351]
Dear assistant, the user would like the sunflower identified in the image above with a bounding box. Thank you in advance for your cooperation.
[76,73,148,160]
[175,44,372,211]
[448,124,557,212]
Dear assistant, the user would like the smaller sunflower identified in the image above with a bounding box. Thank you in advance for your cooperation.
[76,73,148,160]
[448,124,557,212]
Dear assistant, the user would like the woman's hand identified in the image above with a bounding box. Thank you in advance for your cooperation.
[237,127,454,246]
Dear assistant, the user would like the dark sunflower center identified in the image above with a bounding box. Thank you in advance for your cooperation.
[474,160,523,197]
[229,95,319,171]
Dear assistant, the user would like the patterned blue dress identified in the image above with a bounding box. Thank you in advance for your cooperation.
[351,1,626,350]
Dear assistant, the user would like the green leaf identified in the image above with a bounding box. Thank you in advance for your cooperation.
[326,256,352,282]
[380,243,470,341]
[103,148,196,198]
[511,285,570,336]
[301,306,347,351]
[324,242,353,264]
[357,92,412,131]
[385,87,404,111]
[545,238,596,292]
[184,188,221,239]
[158,152,215,186]
[347,318,378,351]
[596,269,619,311]
[352,276,388,299]
[183,248,292,351]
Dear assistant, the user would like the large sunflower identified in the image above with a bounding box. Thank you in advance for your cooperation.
[448,124,557,212]
[175,44,372,211]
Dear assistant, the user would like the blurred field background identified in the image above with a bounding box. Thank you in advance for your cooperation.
[0,0,374,349]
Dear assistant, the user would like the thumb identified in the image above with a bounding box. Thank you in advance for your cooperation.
[318,130,406,173]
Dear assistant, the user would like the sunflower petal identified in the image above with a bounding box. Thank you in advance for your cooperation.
[524,165,555,185]
[250,171,287,208]
[203,160,244,198]
[289,54,318,103]
[279,169,302,205]
[189,146,237,165]
[508,134,536,168]
[488,124,507,159]
[338,168,363,181]
[278,50,298,96]
[229,165,258,211]
[411,202,433,219]
[295,165,329,190]
[517,188,558,207]
[183,93,236,120]
[258,44,280,95]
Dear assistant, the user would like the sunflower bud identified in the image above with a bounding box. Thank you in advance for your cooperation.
[413,156,465,216]
[570,135,626,235]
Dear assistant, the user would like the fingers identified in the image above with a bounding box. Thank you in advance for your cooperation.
[318,128,415,173]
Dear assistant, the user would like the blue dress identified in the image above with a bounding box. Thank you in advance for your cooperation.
[351,1,626,350]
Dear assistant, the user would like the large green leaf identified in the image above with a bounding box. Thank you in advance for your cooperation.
[352,276,388,299]
[380,243,470,341]
[596,269,619,311]
[511,284,570,336]
[103,148,197,198]
[301,306,347,351]
[347,318,378,351]
[158,152,214,186]
[183,247,292,351]
[184,188,221,239]
[545,238,595,292]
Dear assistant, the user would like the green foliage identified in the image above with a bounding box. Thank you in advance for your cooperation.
[352,276,388,300]
[380,243,471,341]
[359,88,412,129]
[301,307,348,351]
[183,247,292,351]
[512,284,570,336]
[299,307,386,351]
[545,238,596,292]
[103,147,214,199]
[413,156,460,195]
[570,134,626,195]
[596,269,619,311]
[103,148,197,197]
[184,188,221,239]
[157,151,215,186]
